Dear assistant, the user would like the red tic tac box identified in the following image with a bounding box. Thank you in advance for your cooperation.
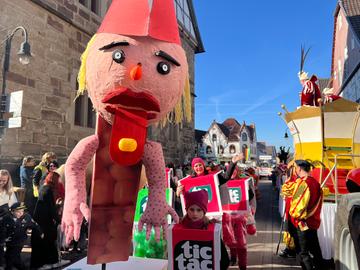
[179,173,222,217]
[167,223,221,270]
[220,177,250,214]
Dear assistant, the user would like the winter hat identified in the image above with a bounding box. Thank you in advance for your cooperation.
[185,190,208,213]
[191,157,205,169]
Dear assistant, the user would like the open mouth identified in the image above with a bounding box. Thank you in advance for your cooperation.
[102,87,160,120]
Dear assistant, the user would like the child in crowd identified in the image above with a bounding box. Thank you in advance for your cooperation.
[0,170,17,208]
[3,202,42,270]
[222,167,257,270]
[180,190,230,270]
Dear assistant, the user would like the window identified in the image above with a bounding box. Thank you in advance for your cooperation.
[219,145,224,154]
[206,146,212,154]
[212,134,217,142]
[79,0,107,17]
[242,133,248,141]
[338,13,342,30]
[74,82,96,128]
[229,144,236,154]
[338,59,343,85]
[174,0,196,40]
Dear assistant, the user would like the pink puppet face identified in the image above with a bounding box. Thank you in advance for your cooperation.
[86,33,188,125]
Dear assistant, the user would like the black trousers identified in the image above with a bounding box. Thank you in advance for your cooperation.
[288,221,323,270]
[5,245,26,270]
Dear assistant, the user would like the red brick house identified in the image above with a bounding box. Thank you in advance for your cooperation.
[332,0,360,100]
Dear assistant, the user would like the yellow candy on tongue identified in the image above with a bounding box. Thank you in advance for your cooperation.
[118,138,138,152]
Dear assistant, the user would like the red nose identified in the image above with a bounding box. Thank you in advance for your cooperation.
[130,63,142,80]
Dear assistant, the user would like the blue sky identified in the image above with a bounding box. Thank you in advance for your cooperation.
[192,1,337,150]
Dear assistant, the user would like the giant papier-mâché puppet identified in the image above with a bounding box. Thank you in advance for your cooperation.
[61,0,191,264]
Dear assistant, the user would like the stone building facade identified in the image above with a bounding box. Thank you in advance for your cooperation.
[0,0,203,183]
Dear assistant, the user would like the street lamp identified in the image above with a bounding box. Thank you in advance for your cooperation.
[0,26,32,132]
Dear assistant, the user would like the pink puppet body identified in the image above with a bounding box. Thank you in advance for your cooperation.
[61,0,188,264]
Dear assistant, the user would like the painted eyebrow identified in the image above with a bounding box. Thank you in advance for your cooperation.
[155,50,181,66]
[99,41,130,51]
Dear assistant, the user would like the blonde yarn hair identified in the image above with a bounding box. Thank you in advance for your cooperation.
[77,35,192,125]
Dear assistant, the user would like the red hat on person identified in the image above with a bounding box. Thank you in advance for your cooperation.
[191,157,205,169]
[97,0,181,45]
[184,190,208,213]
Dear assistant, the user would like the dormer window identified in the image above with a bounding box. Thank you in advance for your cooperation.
[242,133,248,141]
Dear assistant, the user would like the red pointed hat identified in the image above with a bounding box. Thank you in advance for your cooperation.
[98,0,181,45]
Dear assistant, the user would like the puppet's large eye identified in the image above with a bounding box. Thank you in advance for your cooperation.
[157,62,171,75]
[112,50,125,63]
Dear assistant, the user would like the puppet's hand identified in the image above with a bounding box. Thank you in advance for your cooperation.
[138,201,179,241]
[61,201,90,245]
[60,134,98,245]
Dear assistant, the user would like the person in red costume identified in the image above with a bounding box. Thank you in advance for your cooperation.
[299,72,322,107]
[282,160,324,270]
[322,87,341,104]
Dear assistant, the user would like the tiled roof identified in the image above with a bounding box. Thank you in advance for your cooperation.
[195,129,206,143]
[216,123,230,137]
[340,0,360,40]
[222,118,242,141]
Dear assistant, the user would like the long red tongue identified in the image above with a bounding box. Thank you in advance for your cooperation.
[109,108,147,166]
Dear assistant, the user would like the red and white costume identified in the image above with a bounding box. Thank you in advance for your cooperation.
[300,75,321,106]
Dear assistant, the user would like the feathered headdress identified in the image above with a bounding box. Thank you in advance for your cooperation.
[298,45,311,81]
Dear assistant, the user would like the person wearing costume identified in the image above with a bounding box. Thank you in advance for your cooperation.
[222,166,257,270]
[3,202,42,270]
[279,166,297,258]
[180,190,230,270]
[176,154,244,196]
[299,72,322,107]
[322,87,341,104]
[282,160,323,270]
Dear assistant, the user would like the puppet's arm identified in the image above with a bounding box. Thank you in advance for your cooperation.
[138,140,179,241]
[61,134,99,244]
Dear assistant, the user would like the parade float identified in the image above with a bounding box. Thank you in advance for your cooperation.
[62,0,190,268]
[278,97,360,270]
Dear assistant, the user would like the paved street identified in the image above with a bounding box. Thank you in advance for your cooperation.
[230,178,301,270]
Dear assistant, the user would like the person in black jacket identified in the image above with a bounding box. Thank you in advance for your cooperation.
[0,204,10,270]
[3,202,42,270]
[31,172,60,269]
